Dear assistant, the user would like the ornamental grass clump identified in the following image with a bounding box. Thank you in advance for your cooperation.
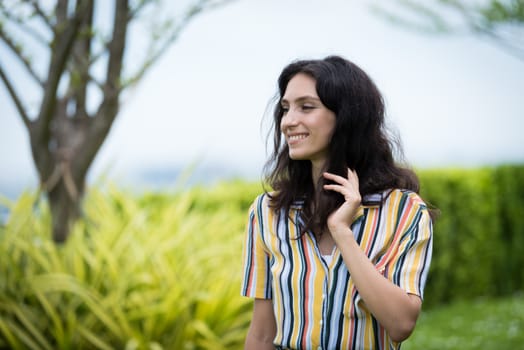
[0,181,260,349]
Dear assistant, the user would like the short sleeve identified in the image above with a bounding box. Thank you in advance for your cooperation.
[240,195,272,299]
[388,198,433,299]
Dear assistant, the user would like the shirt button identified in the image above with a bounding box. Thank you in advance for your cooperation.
[320,319,323,325]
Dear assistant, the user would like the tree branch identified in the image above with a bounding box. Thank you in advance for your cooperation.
[105,0,128,92]
[0,26,44,86]
[128,0,154,21]
[55,0,69,27]
[457,2,524,61]
[370,0,524,61]
[122,22,184,88]
[77,0,129,176]
[36,0,88,143]
[475,26,524,62]
[22,0,53,28]
[70,0,95,119]
[370,1,455,33]
[30,0,90,181]
[0,5,50,46]
[0,62,31,129]
[123,0,232,88]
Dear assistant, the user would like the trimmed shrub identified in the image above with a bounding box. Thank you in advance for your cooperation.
[492,165,524,294]
[419,165,524,307]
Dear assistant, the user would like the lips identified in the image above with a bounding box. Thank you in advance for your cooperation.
[287,133,308,144]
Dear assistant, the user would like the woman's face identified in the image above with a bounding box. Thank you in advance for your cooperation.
[280,73,336,167]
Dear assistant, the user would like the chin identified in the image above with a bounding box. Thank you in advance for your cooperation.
[289,153,307,160]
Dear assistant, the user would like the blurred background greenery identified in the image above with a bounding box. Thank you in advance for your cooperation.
[2,166,524,349]
[1,0,523,349]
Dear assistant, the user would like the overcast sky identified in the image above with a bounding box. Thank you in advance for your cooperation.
[1,0,523,195]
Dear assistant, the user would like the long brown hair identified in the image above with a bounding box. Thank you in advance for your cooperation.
[264,55,424,237]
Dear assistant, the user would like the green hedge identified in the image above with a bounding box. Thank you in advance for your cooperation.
[419,165,524,307]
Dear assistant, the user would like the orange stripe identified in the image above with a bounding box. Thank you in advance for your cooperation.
[376,198,414,271]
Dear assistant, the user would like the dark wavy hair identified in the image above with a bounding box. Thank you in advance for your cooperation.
[263,55,425,236]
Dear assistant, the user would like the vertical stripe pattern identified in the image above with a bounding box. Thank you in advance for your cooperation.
[241,189,433,350]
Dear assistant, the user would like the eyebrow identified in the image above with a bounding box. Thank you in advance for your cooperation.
[280,95,321,104]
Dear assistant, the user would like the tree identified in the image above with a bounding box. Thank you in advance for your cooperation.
[371,0,524,61]
[0,0,232,243]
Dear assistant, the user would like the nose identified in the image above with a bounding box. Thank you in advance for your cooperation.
[281,109,299,131]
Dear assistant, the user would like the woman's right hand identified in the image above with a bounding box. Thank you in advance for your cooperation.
[323,168,362,235]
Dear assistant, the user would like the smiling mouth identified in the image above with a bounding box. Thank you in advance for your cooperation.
[288,133,308,142]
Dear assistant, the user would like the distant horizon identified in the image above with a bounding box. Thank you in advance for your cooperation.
[0,160,262,200]
[2,158,523,201]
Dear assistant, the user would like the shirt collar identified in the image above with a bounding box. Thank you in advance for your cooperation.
[289,192,384,214]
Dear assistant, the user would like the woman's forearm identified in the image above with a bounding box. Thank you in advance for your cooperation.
[244,298,276,350]
[244,333,275,350]
[333,226,422,342]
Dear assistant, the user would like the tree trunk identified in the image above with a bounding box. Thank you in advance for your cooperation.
[48,179,83,243]
[31,99,91,243]
[1,0,230,243]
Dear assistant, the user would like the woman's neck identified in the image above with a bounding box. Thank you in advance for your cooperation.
[311,160,326,190]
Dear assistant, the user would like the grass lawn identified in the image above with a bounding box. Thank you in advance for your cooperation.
[402,294,524,349]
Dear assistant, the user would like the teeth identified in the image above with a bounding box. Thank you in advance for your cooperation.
[289,134,307,141]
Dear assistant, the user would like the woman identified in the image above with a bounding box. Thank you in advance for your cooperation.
[241,55,434,350]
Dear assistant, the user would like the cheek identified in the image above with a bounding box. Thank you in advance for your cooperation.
[325,117,337,139]
[279,116,287,131]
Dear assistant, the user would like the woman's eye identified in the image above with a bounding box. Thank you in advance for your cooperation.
[301,105,315,111]
[281,106,289,113]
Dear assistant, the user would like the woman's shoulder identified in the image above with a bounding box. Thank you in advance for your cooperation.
[386,188,428,211]
[249,192,274,211]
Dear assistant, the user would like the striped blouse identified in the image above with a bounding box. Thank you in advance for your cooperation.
[241,189,433,350]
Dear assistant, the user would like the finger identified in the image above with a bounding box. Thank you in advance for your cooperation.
[324,184,359,203]
[323,172,349,185]
[323,181,356,193]
[323,183,345,192]
[346,168,360,187]
[347,168,359,180]
[323,184,352,200]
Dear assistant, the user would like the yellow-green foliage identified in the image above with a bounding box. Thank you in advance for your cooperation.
[1,165,524,348]
[0,180,262,350]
